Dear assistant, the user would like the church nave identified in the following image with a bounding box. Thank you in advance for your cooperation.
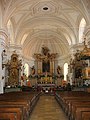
[29,95,68,120]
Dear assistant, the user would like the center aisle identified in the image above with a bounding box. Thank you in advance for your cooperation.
[29,95,68,120]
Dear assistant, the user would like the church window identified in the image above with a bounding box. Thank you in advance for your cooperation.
[7,19,14,44]
[24,63,29,77]
[79,18,86,43]
[64,63,68,81]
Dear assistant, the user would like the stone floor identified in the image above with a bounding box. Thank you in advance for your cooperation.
[29,95,68,120]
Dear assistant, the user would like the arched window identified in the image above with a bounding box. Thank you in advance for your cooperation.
[24,63,29,77]
[7,19,14,44]
[64,63,68,81]
[79,18,86,43]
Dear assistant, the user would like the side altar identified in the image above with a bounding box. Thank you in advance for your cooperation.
[6,51,22,87]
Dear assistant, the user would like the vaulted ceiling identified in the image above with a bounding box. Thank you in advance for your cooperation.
[1,0,90,61]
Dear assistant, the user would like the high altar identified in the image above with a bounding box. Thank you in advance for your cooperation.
[34,46,57,83]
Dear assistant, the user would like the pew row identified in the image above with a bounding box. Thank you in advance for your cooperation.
[55,91,90,120]
[0,91,40,120]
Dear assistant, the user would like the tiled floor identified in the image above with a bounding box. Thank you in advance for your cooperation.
[29,95,68,120]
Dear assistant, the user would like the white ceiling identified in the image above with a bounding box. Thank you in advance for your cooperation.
[1,0,90,61]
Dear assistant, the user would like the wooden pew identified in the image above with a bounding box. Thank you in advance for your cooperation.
[70,102,90,120]
[65,98,90,116]
[55,91,89,111]
[0,98,32,119]
[0,91,40,120]
[82,111,90,120]
[0,107,23,120]
[0,102,27,120]
[0,113,16,120]
[75,107,90,120]
[55,91,90,120]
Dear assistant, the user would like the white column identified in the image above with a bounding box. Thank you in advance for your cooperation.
[54,60,58,75]
[0,40,4,93]
[35,60,38,74]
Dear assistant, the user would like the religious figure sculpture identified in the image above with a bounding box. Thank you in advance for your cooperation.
[69,58,75,73]
[57,66,61,74]
[31,66,35,75]
[7,51,22,87]
[42,45,50,56]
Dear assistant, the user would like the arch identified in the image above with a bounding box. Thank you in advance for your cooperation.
[79,18,86,43]
[64,63,68,81]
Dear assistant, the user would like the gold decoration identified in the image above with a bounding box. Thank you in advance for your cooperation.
[7,51,22,87]
[81,37,90,59]
[34,46,57,61]
[34,46,57,74]
[82,67,90,79]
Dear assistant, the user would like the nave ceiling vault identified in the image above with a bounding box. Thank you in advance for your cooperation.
[1,0,90,62]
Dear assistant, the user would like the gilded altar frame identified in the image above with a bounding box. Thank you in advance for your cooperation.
[82,67,90,79]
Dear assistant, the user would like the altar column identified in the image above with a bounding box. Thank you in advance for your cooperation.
[52,60,54,74]
[37,60,42,74]
[50,60,54,74]
[40,60,42,73]
[35,60,38,75]
[50,61,52,74]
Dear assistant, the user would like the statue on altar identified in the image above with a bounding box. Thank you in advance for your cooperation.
[69,58,75,73]
[57,66,61,75]
[42,45,50,56]
[31,66,35,75]
[7,51,22,87]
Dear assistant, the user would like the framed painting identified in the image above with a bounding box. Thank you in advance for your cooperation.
[82,67,90,79]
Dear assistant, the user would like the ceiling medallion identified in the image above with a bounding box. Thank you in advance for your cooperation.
[43,7,49,10]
